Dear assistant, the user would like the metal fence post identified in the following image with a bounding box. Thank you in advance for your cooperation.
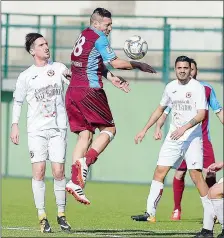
[162,24,171,137]
[4,13,10,79]
[52,15,57,62]
[37,15,41,33]
[81,22,85,31]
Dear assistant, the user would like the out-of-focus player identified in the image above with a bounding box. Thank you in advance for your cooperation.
[65,7,157,205]
[194,161,223,238]
[10,33,71,233]
[153,59,223,220]
[131,56,212,223]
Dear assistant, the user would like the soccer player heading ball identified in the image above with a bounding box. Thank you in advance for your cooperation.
[65,7,157,205]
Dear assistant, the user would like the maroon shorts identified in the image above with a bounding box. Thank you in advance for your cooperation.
[177,140,215,171]
[65,87,115,133]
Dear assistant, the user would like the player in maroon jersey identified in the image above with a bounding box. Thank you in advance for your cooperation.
[65,7,157,205]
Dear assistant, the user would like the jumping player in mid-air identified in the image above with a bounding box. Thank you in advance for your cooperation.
[65,7,157,205]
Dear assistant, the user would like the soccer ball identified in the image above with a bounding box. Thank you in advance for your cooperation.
[123,35,148,60]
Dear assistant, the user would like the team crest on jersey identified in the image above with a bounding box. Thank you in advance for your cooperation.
[186,92,192,98]
[47,69,55,77]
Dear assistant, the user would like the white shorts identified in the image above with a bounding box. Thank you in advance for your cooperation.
[157,136,203,170]
[28,128,67,164]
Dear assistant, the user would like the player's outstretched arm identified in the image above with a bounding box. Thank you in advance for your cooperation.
[110,58,157,74]
[135,105,166,144]
[170,109,206,140]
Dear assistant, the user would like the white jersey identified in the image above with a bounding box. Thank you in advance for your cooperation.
[12,61,69,132]
[160,78,208,141]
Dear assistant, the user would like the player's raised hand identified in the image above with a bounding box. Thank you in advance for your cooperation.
[134,130,146,144]
[170,127,186,140]
[111,76,131,93]
[63,69,72,81]
[154,128,162,140]
[130,61,157,74]
[207,162,224,173]
[10,124,19,145]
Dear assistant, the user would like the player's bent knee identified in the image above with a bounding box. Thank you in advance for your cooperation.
[100,130,115,141]
[208,182,224,199]
[153,165,169,182]
[189,169,203,183]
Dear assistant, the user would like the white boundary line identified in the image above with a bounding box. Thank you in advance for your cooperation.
[1,226,198,234]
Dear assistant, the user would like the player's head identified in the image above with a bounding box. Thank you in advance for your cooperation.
[25,33,50,60]
[90,8,112,36]
[189,58,198,79]
[175,56,192,82]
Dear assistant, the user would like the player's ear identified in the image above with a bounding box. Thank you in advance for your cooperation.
[29,49,35,56]
[93,20,99,28]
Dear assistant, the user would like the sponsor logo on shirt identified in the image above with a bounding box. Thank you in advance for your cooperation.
[71,60,82,67]
[35,84,62,101]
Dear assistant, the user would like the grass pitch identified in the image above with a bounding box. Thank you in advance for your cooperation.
[1,178,222,237]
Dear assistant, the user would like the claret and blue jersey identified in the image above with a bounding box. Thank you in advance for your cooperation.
[164,81,222,141]
[70,26,116,88]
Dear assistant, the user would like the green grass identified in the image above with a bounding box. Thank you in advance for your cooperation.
[1,178,222,237]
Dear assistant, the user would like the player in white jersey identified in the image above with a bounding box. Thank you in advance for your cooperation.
[195,161,224,238]
[10,33,71,233]
[131,56,211,223]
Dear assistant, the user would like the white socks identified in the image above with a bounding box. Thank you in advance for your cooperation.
[211,199,224,229]
[54,178,66,214]
[32,179,46,217]
[146,180,164,216]
[200,195,216,230]
[32,178,67,217]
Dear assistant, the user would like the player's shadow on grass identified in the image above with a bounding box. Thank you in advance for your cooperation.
[68,229,196,237]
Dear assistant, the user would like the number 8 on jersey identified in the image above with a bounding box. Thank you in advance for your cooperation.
[73,34,86,57]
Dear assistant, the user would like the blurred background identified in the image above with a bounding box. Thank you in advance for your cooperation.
[1,1,223,185]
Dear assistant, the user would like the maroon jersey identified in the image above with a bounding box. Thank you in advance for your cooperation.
[70,26,116,88]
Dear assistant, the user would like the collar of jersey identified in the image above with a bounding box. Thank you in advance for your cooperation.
[89,26,105,37]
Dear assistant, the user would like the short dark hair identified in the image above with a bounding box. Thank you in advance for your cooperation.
[189,58,198,69]
[92,8,112,19]
[25,33,43,53]
[175,55,191,67]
